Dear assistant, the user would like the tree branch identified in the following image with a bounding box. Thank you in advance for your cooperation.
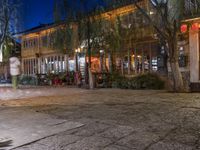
[133,1,168,40]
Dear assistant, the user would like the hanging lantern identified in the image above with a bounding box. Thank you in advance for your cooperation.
[180,24,188,33]
[191,23,199,31]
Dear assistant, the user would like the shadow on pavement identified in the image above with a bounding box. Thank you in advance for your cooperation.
[0,137,13,149]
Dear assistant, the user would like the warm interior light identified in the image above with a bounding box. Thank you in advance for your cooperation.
[149,11,154,15]
[100,50,104,53]
[180,24,187,33]
[191,23,199,31]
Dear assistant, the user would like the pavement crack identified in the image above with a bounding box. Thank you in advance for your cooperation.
[194,132,200,149]
[103,131,135,149]
[11,124,85,150]
[50,121,67,126]
[180,106,200,110]
[143,126,179,150]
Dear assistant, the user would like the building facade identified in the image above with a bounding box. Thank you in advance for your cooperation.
[18,0,199,88]
[19,1,162,78]
[180,0,200,89]
[19,23,78,76]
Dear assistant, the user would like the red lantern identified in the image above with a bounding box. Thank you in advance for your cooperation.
[181,24,187,33]
[191,23,199,31]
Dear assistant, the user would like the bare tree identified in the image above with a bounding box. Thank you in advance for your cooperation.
[0,0,20,61]
[54,0,106,88]
[125,0,186,92]
[184,0,200,15]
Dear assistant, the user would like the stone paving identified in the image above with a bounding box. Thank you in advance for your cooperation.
[0,86,83,101]
[0,87,200,150]
[0,108,83,150]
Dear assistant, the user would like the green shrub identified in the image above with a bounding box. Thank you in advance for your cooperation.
[19,75,37,85]
[112,73,165,90]
[58,72,66,82]
[132,73,165,89]
[111,73,126,88]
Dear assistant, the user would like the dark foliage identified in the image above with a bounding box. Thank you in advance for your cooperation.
[112,73,165,90]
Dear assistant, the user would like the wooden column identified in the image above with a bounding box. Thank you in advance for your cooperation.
[32,59,35,75]
[57,55,59,73]
[21,59,24,75]
[134,48,137,74]
[49,56,52,73]
[24,59,26,75]
[108,53,112,73]
[128,49,131,75]
[142,49,145,73]
[189,28,199,82]
[121,58,124,75]
[53,56,56,73]
[30,59,32,75]
[149,43,152,72]
[66,54,70,72]
[27,59,29,75]
[38,58,41,74]
[61,55,64,72]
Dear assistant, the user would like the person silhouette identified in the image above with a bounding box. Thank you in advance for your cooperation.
[9,56,20,89]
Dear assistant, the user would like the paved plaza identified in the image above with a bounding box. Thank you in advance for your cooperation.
[0,87,200,150]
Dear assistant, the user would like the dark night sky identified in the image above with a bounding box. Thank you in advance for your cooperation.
[22,0,105,31]
[22,0,54,30]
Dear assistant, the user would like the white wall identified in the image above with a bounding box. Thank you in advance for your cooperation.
[189,29,199,82]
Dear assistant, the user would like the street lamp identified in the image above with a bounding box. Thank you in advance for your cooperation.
[75,49,79,72]
[100,50,104,72]
[100,50,104,54]
[75,47,82,72]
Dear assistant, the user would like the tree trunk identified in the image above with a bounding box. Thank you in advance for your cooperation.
[169,60,185,92]
[168,37,185,92]
[100,53,103,72]
[87,19,93,89]
[87,20,92,68]
[75,53,78,72]
[88,67,95,89]
[108,53,112,73]
[66,54,69,72]
[128,49,131,75]
[104,52,107,72]
[84,58,89,85]
[121,58,124,76]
